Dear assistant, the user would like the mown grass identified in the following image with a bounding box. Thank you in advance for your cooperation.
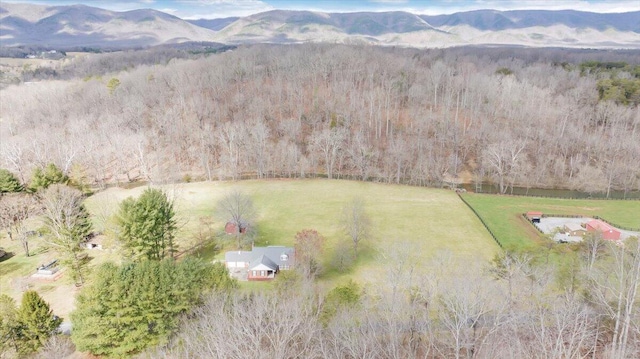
[461,193,640,252]
[1,180,500,315]
[86,179,500,283]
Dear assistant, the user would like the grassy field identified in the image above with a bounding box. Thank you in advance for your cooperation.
[0,232,80,319]
[1,179,500,316]
[85,179,499,279]
[461,193,640,251]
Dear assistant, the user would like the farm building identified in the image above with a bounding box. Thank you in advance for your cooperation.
[586,219,621,240]
[225,246,294,281]
[526,211,543,223]
[564,223,586,237]
[225,221,249,235]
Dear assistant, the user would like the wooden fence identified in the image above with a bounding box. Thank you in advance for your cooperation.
[457,193,503,249]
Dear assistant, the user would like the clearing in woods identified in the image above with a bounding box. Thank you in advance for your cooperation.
[1,179,500,317]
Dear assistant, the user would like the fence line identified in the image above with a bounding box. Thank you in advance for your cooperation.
[467,191,639,201]
[104,171,639,201]
[522,213,546,235]
[457,193,503,249]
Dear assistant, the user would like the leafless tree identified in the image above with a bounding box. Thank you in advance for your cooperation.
[216,190,257,249]
[39,184,91,285]
[0,193,38,257]
[294,229,325,280]
[341,197,371,257]
[34,335,75,359]
[311,127,346,180]
[155,291,322,359]
[435,273,508,359]
[587,238,640,359]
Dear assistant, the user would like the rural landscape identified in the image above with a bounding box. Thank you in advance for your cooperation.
[1,0,640,358]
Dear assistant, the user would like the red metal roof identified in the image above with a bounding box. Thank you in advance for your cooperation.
[586,219,614,232]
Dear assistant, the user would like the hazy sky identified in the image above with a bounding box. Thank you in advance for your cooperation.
[5,0,640,19]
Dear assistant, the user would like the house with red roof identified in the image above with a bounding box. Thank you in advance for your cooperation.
[586,219,621,240]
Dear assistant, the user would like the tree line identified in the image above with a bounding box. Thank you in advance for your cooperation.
[1,44,638,196]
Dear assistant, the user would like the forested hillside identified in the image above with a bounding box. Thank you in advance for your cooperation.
[0,45,638,195]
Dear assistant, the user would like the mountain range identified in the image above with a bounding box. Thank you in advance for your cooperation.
[1,2,639,49]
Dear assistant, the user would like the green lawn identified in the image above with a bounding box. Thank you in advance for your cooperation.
[86,179,499,282]
[461,193,640,252]
[1,180,500,316]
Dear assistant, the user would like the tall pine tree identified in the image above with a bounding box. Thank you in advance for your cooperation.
[0,169,22,193]
[71,259,235,357]
[16,291,62,355]
[0,295,20,356]
[117,188,177,260]
[28,163,68,192]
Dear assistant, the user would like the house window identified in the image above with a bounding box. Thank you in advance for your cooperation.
[260,270,265,277]
[252,271,256,277]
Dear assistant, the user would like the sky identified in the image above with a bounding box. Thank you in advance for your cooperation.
[4,0,640,19]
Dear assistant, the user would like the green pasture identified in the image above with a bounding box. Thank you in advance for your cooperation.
[85,179,499,282]
[1,179,500,315]
[460,193,640,252]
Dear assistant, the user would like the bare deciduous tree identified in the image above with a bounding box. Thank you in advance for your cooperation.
[39,184,92,286]
[216,190,257,249]
[294,229,325,279]
[0,193,38,256]
[341,197,370,257]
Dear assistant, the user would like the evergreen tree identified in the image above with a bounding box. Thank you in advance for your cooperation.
[0,294,20,356]
[28,163,68,192]
[320,280,362,325]
[117,188,177,260]
[71,259,235,357]
[0,169,23,193]
[16,291,62,355]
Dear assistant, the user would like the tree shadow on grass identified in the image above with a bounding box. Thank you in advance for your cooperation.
[0,251,15,263]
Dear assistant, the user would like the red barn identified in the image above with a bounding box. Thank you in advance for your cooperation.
[586,219,621,240]
[526,211,543,223]
[225,221,248,235]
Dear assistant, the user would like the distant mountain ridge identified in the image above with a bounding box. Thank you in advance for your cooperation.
[210,9,640,48]
[1,2,639,49]
[420,10,640,33]
[0,2,216,47]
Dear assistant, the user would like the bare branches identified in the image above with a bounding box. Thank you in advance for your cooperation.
[216,190,257,249]
[0,193,38,256]
[341,197,370,257]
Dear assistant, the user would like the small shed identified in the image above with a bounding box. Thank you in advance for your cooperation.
[526,211,543,223]
[586,219,621,240]
[225,221,248,235]
[564,223,586,237]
